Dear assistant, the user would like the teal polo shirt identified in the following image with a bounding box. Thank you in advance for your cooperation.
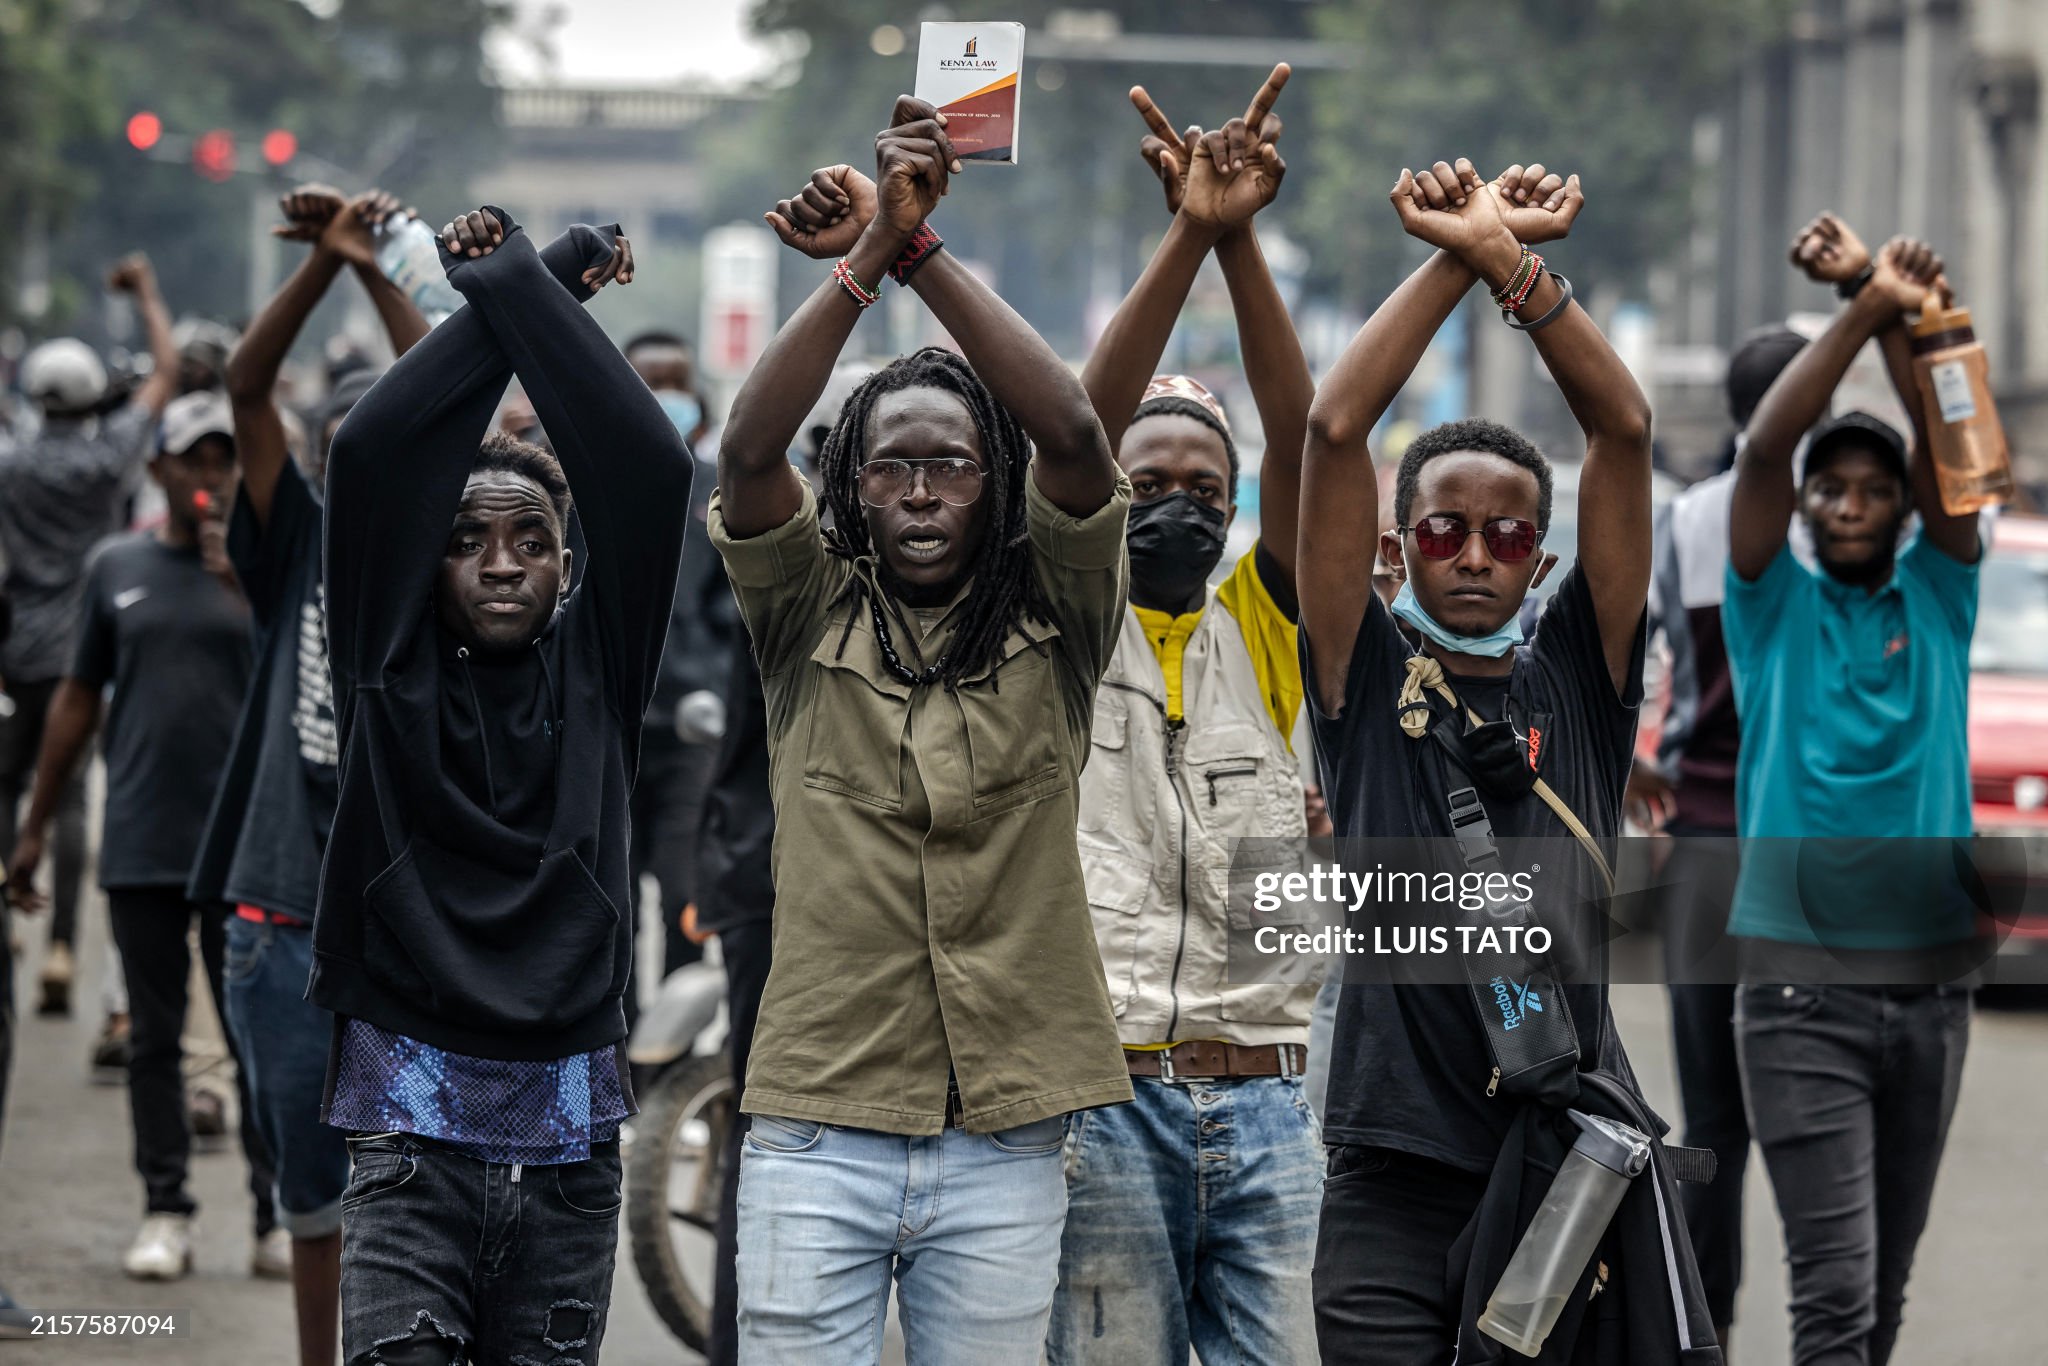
[1722,535,1979,948]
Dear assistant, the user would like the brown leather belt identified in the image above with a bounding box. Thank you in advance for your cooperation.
[1125,1041,1307,1081]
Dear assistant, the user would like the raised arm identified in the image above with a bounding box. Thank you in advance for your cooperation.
[324,221,622,694]
[107,254,179,419]
[1087,64,1300,485]
[1297,168,1480,713]
[1868,263,1980,564]
[1459,169,1648,694]
[1733,225,1948,580]
[879,98,1115,515]
[439,208,691,713]
[723,164,888,538]
[228,186,422,526]
[1205,73,1309,591]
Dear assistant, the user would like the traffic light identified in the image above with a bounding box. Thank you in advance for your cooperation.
[192,129,236,182]
[126,111,162,151]
[261,129,297,167]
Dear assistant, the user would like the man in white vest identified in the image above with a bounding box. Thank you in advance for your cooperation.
[1047,66,1323,1366]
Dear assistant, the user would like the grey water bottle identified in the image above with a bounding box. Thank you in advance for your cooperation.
[1477,1110,1650,1357]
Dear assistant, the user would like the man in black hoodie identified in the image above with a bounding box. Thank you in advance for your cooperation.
[314,207,692,1365]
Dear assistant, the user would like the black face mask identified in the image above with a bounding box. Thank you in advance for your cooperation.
[1126,490,1227,611]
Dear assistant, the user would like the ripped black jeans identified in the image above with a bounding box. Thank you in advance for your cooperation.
[339,1132,622,1365]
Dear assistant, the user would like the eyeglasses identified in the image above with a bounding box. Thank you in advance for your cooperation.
[858,457,984,508]
[1399,515,1542,562]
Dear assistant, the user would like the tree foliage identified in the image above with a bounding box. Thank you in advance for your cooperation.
[12,0,509,333]
[1302,0,1794,302]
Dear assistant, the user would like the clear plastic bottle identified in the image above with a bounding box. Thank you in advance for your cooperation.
[1477,1111,1650,1357]
[374,216,463,327]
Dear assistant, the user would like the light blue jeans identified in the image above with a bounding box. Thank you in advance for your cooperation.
[1048,1075,1323,1365]
[735,1112,1071,1365]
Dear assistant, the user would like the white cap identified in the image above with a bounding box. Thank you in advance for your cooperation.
[159,389,234,456]
[20,339,108,410]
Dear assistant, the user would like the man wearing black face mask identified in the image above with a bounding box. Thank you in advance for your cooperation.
[1050,68,1325,1366]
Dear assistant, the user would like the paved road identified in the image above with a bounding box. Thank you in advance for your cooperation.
[3,897,2043,1362]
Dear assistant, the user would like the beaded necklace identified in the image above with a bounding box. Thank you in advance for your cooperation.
[868,592,951,687]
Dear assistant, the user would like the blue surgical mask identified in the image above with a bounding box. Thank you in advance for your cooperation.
[657,390,702,438]
[1389,579,1524,659]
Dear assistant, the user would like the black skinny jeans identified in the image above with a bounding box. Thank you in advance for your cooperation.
[1311,1144,1490,1365]
[1737,983,1970,1366]
[106,889,274,1229]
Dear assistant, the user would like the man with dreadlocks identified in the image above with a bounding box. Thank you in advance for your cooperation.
[711,98,1132,1363]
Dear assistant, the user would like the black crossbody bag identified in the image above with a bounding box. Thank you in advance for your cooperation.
[1424,702,1607,1107]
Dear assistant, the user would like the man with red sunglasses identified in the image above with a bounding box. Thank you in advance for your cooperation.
[1295,157,1658,1363]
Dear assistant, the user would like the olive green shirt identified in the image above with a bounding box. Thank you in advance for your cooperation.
[708,470,1137,1134]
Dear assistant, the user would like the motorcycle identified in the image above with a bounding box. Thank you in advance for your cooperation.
[624,949,734,1353]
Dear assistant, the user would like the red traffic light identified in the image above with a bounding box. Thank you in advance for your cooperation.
[126,111,162,151]
[193,129,236,182]
[261,129,297,166]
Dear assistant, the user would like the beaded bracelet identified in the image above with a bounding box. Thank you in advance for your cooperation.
[833,258,880,310]
[891,223,945,285]
[1491,247,1544,312]
[1504,271,1575,332]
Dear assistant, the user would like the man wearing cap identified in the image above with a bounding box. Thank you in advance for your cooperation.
[0,254,180,1021]
[1725,223,1976,1366]
[1051,81,1322,1361]
[6,389,274,1283]
[184,184,428,1360]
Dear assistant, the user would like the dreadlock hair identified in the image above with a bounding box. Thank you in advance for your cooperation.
[815,346,1051,691]
[1394,417,1553,534]
[474,429,574,531]
[1130,395,1240,500]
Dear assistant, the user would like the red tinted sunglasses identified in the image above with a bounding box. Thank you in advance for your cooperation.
[1400,515,1542,562]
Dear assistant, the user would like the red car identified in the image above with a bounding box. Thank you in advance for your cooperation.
[1969,513,2048,969]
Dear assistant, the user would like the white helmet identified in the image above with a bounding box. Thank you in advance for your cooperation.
[20,338,108,411]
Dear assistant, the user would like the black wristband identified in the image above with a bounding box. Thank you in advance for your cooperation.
[1503,271,1574,332]
[1836,265,1875,300]
[890,223,944,285]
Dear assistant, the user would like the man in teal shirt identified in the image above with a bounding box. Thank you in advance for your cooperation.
[1724,217,1978,1366]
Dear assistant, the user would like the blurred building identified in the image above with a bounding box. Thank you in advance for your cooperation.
[490,84,763,247]
[1661,0,2048,485]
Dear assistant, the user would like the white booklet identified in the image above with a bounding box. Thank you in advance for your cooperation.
[913,21,1025,165]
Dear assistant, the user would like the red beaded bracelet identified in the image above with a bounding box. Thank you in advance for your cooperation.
[833,258,880,310]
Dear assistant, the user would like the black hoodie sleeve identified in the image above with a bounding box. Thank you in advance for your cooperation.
[444,212,694,721]
[324,220,620,699]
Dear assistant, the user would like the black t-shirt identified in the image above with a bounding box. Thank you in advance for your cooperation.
[72,533,252,890]
[1303,566,1644,1173]
[189,462,338,918]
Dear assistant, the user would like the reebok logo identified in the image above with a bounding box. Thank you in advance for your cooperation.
[1490,975,1542,1032]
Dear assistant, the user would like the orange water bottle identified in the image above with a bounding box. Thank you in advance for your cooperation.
[1909,298,2014,515]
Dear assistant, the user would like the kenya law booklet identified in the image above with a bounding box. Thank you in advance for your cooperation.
[914,21,1025,164]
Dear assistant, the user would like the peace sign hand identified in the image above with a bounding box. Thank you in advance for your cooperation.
[1182,63,1291,229]
[1130,85,1203,217]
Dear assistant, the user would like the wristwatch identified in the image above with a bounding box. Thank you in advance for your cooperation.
[1836,265,1874,300]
